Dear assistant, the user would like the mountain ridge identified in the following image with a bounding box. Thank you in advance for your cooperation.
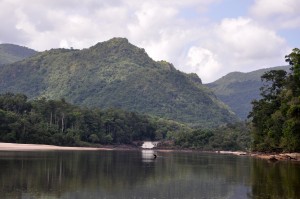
[0,37,236,127]
[0,43,37,65]
[206,65,290,119]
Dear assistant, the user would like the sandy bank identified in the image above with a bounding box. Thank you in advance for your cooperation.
[0,142,113,151]
[218,151,247,155]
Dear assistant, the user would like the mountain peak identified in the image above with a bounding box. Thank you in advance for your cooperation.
[89,38,154,67]
[92,37,130,50]
[0,38,237,127]
[108,37,129,44]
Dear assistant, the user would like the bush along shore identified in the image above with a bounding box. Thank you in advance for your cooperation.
[0,92,250,151]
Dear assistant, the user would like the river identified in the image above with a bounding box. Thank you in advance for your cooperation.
[0,150,299,199]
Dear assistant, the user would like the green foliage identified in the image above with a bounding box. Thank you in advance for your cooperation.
[286,48,300,96]
[174,129,213,149]
[0,44,37,65]
[207,66,290,119]
[260,70,287,100]
[0,93,190,146]
[174,122,251,151]
[0,38,236,128]
[0,92,32,113]
[249,48,300,152]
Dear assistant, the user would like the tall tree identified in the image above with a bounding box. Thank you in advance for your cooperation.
[285,48,300,95]
[249,48,300,152]
[281,48,300,151]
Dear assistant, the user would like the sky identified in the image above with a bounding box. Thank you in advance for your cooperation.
[0,0,299,83]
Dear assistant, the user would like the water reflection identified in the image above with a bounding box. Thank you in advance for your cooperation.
[0,151,299,199]
[141,150,156,163]
[250,159,300,199]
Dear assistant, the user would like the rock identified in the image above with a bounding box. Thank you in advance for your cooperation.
[269,156,278,162]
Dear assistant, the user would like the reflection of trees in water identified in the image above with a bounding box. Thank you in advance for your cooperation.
[0,150,156,198]
[155,152,253,198]
[171,152,252,183]
[250,159,300,199]
[0,151,251,198]
[1,151,298,199]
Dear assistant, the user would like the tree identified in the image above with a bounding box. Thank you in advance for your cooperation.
[260,70,287,101]
[0,93,31,114]
[285,48,300,95]
[249,48,300,152]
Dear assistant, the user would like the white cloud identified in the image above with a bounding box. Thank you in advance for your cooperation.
[59,40,69,49]
[179,17,289,82]
[185,47,221,82]
[216,17,286,60]
[0,0,216,50]
[250,0,300,29]
[212,17,288,73]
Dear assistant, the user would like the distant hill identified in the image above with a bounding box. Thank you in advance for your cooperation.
[0,43,37,65]
[0,38,236,127]
[206,66,290,119]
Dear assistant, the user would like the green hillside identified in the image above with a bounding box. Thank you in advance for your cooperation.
[206,66,290,119]
[0,43,37,65]
[0,38,236,127]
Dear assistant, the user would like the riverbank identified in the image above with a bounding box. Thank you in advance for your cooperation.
[0,142,299,162]
[217,150,300,162]
[155,148,300,162]
[250,152,300,162]
[0,142,113,151]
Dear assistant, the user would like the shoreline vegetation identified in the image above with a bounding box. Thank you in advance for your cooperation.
[0,93,250,152]
[1,142,299,162]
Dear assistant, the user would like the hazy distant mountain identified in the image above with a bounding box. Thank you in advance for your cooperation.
[0,43,37,65]
[206,66,290,119]
[0,38,236,127]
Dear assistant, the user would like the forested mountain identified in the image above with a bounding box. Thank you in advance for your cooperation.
[0,38,236,127]
[0,43,37,65]
[206,66,290,119]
